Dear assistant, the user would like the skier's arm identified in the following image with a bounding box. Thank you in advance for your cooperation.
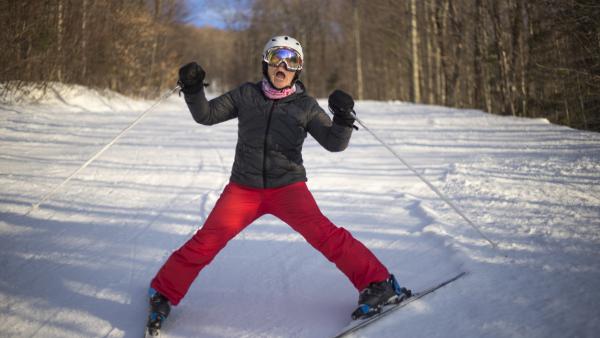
[178,61,238,125]
[184,89,238,126]
[307,102,353,152]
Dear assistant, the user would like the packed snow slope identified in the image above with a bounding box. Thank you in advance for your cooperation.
[0,84,599,338]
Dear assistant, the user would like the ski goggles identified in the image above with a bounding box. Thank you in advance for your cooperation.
[263,47,303,71]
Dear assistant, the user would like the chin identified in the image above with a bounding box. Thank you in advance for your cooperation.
[273,81,289,89]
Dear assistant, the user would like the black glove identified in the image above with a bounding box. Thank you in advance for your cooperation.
[178,62,206,95]
[328,89,356,128]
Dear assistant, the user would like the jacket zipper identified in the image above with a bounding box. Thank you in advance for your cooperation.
[262,101,277,188]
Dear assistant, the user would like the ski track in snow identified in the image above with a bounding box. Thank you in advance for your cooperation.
[0,85,599,338]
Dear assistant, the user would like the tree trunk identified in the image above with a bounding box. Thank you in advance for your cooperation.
[444,0,461,107]
[518,1,529,116]
[410,0,421,103]
[353,0,364,100]
[81,0,88,82]
[478,2,493,113]
[473,0,483,110]
[56,0,64,82]
[439,0,449,105]
[150,0,162,90]
[576,73,587,129]
[491,2,515,115]
[425,0,435,104]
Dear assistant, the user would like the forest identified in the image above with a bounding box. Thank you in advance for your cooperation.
[2,0,599,131]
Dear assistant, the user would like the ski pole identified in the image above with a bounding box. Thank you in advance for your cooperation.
[26,85,181,215]
[348,110,498,249]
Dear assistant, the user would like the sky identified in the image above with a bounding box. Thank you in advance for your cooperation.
[185,0,247,29]
[187,7,226,28]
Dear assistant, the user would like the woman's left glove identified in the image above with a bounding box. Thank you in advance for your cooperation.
[178,62,206,95]
[328,89,357,129]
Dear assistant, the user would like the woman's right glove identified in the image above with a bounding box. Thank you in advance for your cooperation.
[328,89,357,129]
[178,62,206,95]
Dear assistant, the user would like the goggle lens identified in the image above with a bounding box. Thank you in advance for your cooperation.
[264,47,303,71]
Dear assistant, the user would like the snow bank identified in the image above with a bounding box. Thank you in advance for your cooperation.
[1,82,148,112]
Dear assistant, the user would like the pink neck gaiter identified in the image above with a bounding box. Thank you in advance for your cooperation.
[261,78,296,100]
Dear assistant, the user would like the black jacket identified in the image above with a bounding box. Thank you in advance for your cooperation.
[184,81,353,188]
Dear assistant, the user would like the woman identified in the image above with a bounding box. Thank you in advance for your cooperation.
[146,36,411,335]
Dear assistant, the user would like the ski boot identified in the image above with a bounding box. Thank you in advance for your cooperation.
[146,288,171,337]
[351,274,411,320]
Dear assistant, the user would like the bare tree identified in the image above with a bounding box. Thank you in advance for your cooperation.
[353,0,364,100]
[410,0,421,103]
[2,0,598,131]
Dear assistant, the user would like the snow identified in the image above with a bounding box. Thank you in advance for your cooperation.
[1,83,599,338]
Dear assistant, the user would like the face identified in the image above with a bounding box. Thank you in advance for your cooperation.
[267,63,296,89]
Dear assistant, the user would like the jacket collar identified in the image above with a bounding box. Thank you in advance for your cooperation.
[256,80,307,103]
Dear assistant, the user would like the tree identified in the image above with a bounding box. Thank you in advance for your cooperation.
[2,0,598,131]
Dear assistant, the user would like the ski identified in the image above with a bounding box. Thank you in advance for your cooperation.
[144,327,159,338]
[144,317,162,338]
[332,271,468,338]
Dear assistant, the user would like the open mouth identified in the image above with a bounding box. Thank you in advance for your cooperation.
[275,71,286,80]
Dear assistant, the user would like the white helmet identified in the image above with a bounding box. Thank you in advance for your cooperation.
[262,35,304,61]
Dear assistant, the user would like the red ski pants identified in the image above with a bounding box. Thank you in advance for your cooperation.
[151,181,389,305]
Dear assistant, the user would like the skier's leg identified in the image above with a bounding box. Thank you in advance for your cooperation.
[151,182,264,305]
[266,182,389,291]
